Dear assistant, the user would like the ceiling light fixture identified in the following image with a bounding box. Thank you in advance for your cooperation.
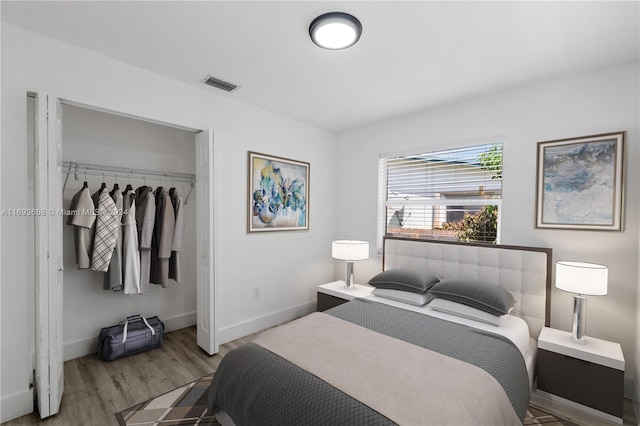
[309,12,362,50]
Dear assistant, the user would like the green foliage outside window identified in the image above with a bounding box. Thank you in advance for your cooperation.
[441,205,498,243]
[441,145,502,243]
[478,145,503,180]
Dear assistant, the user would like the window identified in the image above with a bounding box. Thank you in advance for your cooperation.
[377,142,503,252]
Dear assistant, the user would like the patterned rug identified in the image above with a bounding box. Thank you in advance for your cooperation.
[116,374,577,425]
[116,375,219,425]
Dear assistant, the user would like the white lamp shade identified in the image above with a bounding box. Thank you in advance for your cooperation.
[332,240,369,261]
[556,261,608,296]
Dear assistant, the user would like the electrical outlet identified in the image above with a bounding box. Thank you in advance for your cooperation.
[253,287,261,299]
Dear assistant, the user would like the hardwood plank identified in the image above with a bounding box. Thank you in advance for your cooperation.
[3,326,235,426]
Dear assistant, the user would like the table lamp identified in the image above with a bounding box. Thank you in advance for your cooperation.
[555,261,608,344]
[332,240,369,288]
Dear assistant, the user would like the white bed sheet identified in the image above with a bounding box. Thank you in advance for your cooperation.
[524,337,537,389]
[365,295,533,359]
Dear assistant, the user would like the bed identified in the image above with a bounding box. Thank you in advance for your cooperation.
[207,237,552,425]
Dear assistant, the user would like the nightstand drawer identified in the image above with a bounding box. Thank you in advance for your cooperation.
[537,348,623,417]
[317,292,349,312]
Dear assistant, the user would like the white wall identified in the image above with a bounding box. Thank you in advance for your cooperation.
[335,62,640,393]
[1,23,336,421]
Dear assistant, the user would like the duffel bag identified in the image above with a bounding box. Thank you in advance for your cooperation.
[98,314,164,361]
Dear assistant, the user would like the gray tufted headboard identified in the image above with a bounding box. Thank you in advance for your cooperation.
[383,237,552,338]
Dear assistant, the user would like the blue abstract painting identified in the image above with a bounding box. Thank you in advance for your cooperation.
[537,132,624,230]
[248,152,309,232]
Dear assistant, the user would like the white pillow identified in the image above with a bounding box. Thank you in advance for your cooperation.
[428,298,503,326]
[372,288,433,306]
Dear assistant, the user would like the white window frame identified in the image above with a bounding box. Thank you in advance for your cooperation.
[377,138,504,254]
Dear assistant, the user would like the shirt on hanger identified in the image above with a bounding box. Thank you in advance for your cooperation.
[122,191,141,295]
[168,188,185,283]
[67,185,96,269]
[91,188,119,272]
[150,187,175,288]
[135,186,156,295]
[104,185,124,290]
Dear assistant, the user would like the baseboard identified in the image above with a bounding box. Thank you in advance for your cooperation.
[625,376,634,399]
[218,302,316,344]
[0,389,33,423]
[634,374,640,420]
[163,311,197,332]
[63,311,197,361]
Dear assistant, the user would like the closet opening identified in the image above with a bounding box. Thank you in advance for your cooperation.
[61,103,201,358]
[29,93,216,418]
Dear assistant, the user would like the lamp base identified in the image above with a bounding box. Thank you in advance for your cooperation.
[570,295,588,344]
[344,261,354,288]
[570,335,588,345]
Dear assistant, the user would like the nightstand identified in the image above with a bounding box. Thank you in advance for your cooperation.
[316,280,373,312]
[536,327,624,424]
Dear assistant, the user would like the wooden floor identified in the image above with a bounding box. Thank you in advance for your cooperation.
[4,327,255,426]
[531,392,638,426]
[5,326,639,426]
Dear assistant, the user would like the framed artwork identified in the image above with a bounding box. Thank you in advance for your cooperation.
[535,131,625,231]
[248,151,309,232]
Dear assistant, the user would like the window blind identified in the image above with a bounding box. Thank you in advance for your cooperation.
[377,142,503,252]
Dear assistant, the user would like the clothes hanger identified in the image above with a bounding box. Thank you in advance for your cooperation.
[82,171,88,189]
[110,175,120,196]
[136,176,147,192]
[99,173,107,191]
[125,175,133,193]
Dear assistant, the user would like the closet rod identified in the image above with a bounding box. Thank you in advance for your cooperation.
[62,161,196,204]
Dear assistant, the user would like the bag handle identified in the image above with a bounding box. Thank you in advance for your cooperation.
[121,315,156,344]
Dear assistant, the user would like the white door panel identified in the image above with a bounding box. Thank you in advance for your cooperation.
[47,97,64,415]
[34,93,64,418]
[195,129,217,355]
[34,93,51,418]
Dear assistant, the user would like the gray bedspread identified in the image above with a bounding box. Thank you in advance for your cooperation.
[208,299,529,425]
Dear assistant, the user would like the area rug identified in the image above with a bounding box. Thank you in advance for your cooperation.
[116,375,218,425]
[117,374,577,425]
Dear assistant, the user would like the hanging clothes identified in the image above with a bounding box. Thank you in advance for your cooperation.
[135,186,156,295]
[150,187,175,288]
[90,187,120,272]
[122,190,141,295]
[104,185,124,290]
[168,188,185,283]
[67,184,96,269]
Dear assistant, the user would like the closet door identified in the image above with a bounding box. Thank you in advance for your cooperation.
[196,129,217,355]
[34,93,64,418]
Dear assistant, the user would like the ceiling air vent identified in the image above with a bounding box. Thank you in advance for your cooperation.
[204,76,238,92]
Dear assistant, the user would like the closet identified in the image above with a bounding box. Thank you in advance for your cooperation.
[61,104,197,359]
[30,93,216,418]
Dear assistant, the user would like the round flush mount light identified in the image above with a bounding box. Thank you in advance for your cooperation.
[309,12,362,50]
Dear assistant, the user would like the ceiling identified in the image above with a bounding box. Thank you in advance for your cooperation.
[2,1,639,132]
